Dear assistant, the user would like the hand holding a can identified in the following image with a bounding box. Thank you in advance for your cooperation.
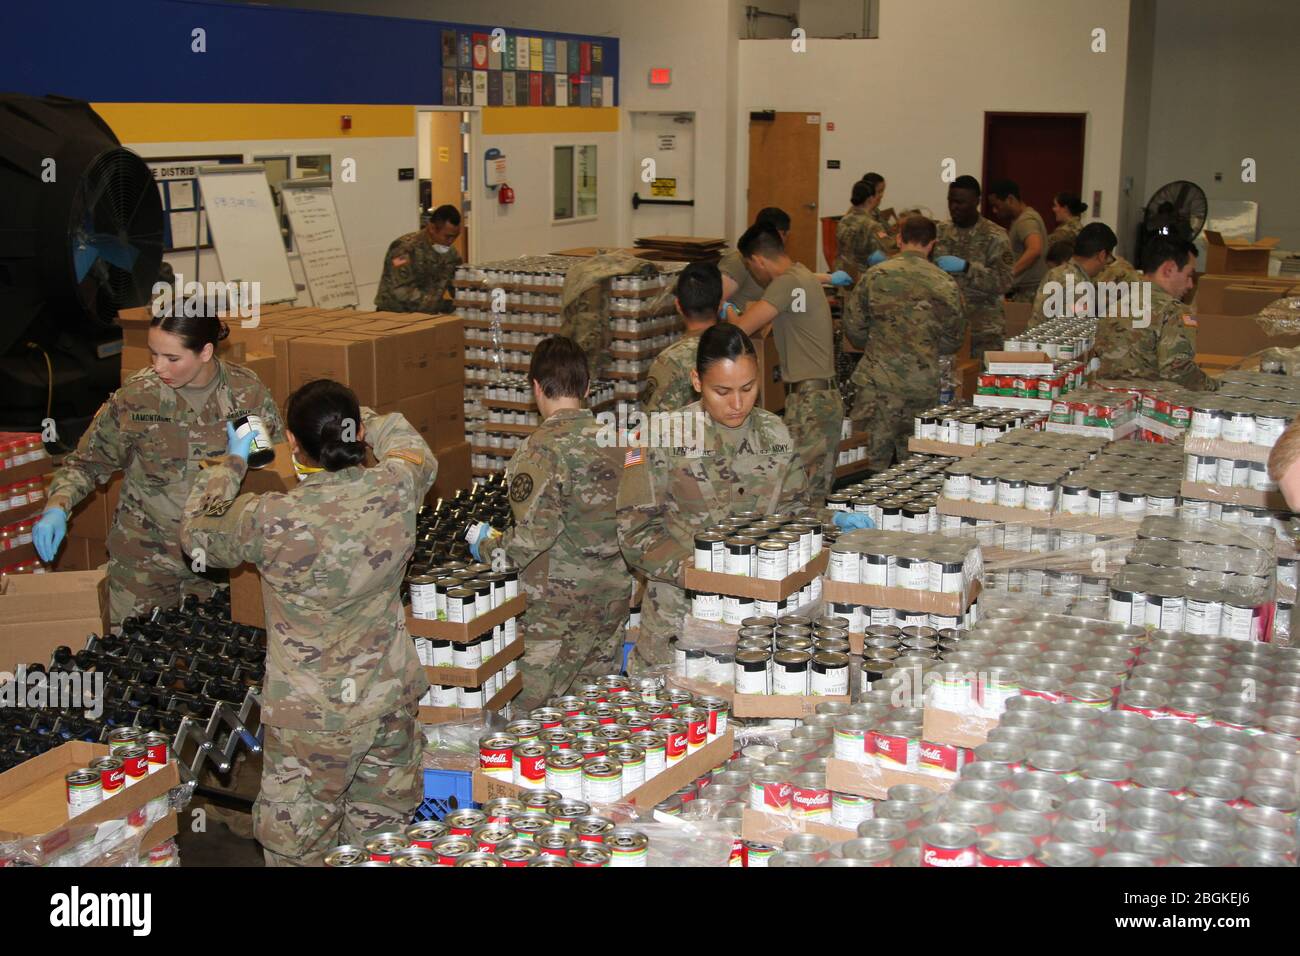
[225,421,254,463]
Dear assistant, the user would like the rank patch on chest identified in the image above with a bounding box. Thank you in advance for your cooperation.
[509,473,534,502]
[392,254,410,267]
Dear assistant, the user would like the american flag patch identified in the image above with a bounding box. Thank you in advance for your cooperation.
[624,447,644,468]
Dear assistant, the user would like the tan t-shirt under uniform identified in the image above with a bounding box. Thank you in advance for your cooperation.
[759,263,835,383]
[719,249,766,311]
[1009,207,1049,296]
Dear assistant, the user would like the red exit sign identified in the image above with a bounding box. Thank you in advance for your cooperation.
[649,68,671,86]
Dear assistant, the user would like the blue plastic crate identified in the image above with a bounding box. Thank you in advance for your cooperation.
[413,767,475,821]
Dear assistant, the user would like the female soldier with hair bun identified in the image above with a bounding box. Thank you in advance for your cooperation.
[180,378,438,866]
[36,313,281,623]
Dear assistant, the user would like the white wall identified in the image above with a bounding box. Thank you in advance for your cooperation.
[737,0,1135,266]
[1144,0,1300,249]
[1117,0,1155,261]
[132,135,419,308]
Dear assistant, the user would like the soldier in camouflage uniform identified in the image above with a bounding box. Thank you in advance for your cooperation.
[1029,222,1120,329]
[933,176,1014,361]
[180,381,437,866]
[1048,192,1089,249]
[834,181,890,280]
[472,337,631,710]
[39,315,281,625]
[1095,236,1216,391]
[733,225,843,497]
[618,325,810,673]
[1095,252,1143,287]
[644,262,721,413]
[843,217,964,469]
[373,205,462,314]
[559,252,664,379]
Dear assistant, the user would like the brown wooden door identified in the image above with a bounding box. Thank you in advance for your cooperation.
[429,109,468,260]
[747,111,821,268]
[981,112,1086,229]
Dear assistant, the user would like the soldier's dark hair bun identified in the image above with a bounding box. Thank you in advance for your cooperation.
[148,314,225,355]
[286,379,366,472]
[697,323,757,377]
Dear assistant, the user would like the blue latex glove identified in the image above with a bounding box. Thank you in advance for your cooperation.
[34,507,68,563]
[833,511,876,531]
[829,270,853,287]
[468,523,500,562]
[225,421,254,462]
[935,255,967,274]
[718,301,738,321]
[867,250,888,267]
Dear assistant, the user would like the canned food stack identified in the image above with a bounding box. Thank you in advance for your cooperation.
[675,612,856,698]
[974,359,1088,407]
[454,255,687,416]
[1084,379,1197,443]
[826,454,956,535]
[1002,314,1096,362]
[326,798,655,867]
[837,416,869,471]
[687,509,826,622]
[824,529,983,634]
[912,405,1047,451]
[1046,387,1140,438]
[0,431,53,575]
[66,728,174,819]
[0,591,263,775]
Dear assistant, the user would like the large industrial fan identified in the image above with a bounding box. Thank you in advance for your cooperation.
[1134,179,1208,269]
[0,94,163,443]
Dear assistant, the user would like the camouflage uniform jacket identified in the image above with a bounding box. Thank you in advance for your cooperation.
[1096,255,1143,287]
[179,410,438,730]
[842,251,964,397]
[1048,216,1084,249]
[643,334,700,413]
[559,253,665,374]
[374,230,461,313]
[47,361,282,536]
[500,408,630,614]
[868,208,900,256]
[1030,261,1092,328]
[934,217,1014,312]
[1095,285,1216,391]
[834,209,882,277]
[618,404,810,638]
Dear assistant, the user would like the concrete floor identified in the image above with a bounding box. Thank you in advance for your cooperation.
[175,794,265,866]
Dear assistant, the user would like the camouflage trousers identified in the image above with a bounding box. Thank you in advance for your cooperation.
[630,580,686,678]
[255,701,422,867]
[852,369,935,470]
[105,527,223,626]
[783,385,844,498]
[968,305,1006,362]
[516,599,629,712]
[1007,284,1038,303]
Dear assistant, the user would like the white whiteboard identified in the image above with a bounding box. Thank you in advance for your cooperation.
[197,165,297,304]
[280,178,359,309]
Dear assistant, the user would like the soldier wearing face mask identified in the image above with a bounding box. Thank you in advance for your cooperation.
[374,204,463,314]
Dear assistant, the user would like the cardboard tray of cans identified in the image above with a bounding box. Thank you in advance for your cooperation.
[823,578,982,618]
[0,741,180,847]
[683,551,828,603]
[418,673,522,724]
[1184,437,1272,465]
[1044,419,1139,441]
[935,497,1147,536]
[825,756,958,801]
[421,636,524,690]
[1179,481,1289,512]
[405,594,526,643]
[471,729,735,808]
[740,807,857,846]
[822,528,982,615]
[666,674,850,719]
[906,438,981,458]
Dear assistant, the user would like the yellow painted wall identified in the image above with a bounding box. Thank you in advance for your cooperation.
[90,103,416,142]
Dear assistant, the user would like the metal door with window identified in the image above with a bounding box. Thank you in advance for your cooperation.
[629,112,695,239]
[747,111,821,267]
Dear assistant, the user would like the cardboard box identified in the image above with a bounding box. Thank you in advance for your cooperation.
[935,497,1140,535]
[241,351,277,399]
[380,387,465,454]
[0,570,109,671]
[0,740,180,850]
[422,636,524,689]
[907,438,980,458]
[985,351,1055,376]
[1183,436,1271,465]
[732,691,850,719]
[1002,300,1033,338]
[1203,231,1279,276]
[375,320,461,402]
[1193,275,1294,315]
[740,807,856,846]
[1195,312,1300,359]
[472,729,734,807]
[922,706,998,749]
[418,673,522,724]
[51,535,109,574]
[825,756,957,801]
[406,595,525,644]
[430,441,472,502]
[65,472,122,542]
[682,552,828,603]
[288,336,377,406]
[1221,284,1293,317]
[227,442,297,628]
[823,578,981,616]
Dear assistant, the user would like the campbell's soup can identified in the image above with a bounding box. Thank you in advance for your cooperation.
[920,822,978,867]
[89,755,125,799]
[479,732,517,778]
